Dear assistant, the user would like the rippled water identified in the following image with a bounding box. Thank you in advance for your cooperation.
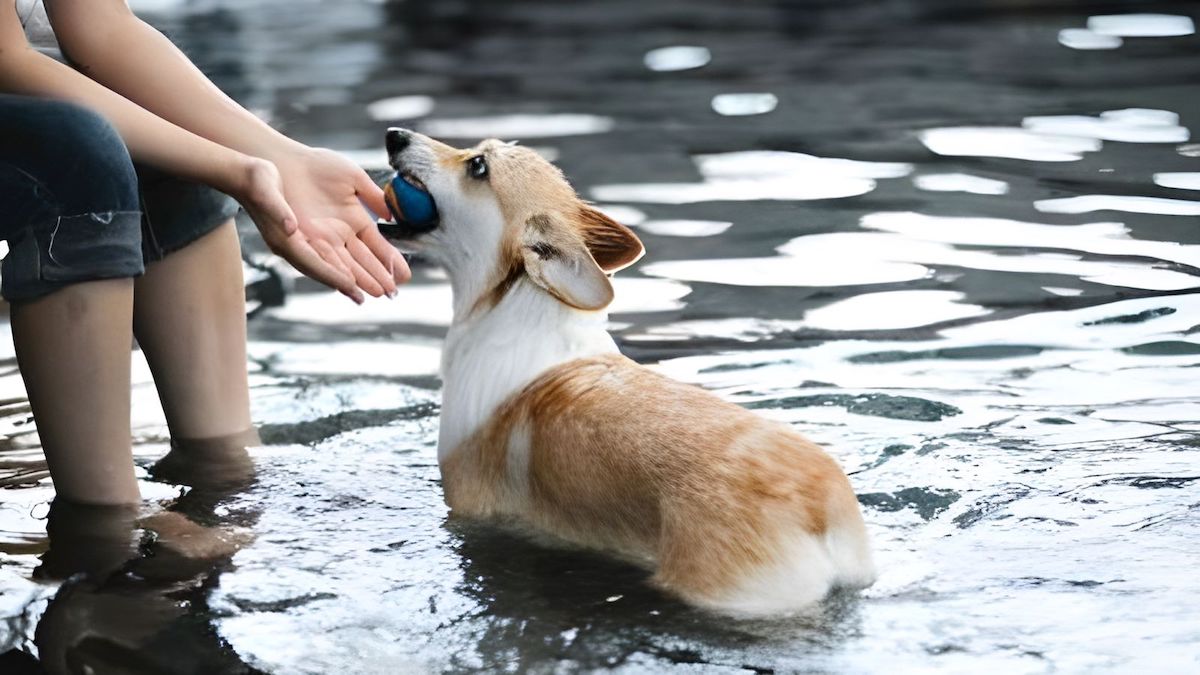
[2,0,1199,672]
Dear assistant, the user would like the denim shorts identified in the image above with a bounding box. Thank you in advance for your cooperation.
[0,95,239,302]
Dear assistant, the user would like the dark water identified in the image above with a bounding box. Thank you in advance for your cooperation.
[3,0,1200,672]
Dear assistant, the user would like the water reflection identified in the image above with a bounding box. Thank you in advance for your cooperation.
[1153,172,1200,190]
[711,92,778,116]
[418,114,615,139]
[1087,14,1196,37]
[860,212,1200,271]
[1022,109,1188,144]
[593,151,910,203]
[1034,195,1200,216]
[803,291,989,331]
[913,173,1009,195]
[643,240,931,287]
[643,46,712,72]
[20,433,261,674]
[637,219,733,237]
[920,127,1100,162]
[1057,28,1122,50]
[4,0,1200,671]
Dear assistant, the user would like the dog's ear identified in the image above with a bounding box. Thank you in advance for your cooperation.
[521,213,614,311]
[576,206,644,273]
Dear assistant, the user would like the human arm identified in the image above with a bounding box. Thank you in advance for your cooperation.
[44,0,408,298]
[0,3,361,298]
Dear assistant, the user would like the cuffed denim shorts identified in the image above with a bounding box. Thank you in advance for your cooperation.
[0,94,239,302]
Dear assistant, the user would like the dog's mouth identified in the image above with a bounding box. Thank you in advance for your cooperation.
[380,170,439,240]
[398,169,427,192]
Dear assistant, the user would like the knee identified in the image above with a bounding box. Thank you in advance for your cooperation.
[38,101,139,214]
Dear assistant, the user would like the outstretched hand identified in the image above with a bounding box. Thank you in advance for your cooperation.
[234,148,410,303]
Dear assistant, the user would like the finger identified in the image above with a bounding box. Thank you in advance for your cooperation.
[272,196,299,237]
[281,237,357,298]
[347,237,398,297]
[359,225,412,284]
[247,164,298,237]
[354,169,391,219]
[335,244,386,298]
[309,239,363,304]
[347,207,411,285]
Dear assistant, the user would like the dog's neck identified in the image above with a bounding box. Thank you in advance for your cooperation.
[438,276,617,461]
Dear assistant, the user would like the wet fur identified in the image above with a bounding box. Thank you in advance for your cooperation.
[386,129,875,615]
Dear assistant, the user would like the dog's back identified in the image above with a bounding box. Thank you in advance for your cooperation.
[441,353,876,615]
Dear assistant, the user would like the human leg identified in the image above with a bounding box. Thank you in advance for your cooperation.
[132,219,253,440]
[131,164,258,487]
[0,96,146,505]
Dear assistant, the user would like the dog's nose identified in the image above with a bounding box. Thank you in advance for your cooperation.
[386,128,411,156]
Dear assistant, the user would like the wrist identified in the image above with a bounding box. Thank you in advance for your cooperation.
[211,151,274,204]
[250,133,310,165]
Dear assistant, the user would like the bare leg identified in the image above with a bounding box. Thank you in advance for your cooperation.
[133,220,257,487]
[10,279,140,505]
[133,219,251,439]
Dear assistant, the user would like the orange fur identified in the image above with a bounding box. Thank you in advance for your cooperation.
[441,354,868,606]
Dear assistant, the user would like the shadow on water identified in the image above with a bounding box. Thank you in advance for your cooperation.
[3,0,1200,672]
[443,518,869,672]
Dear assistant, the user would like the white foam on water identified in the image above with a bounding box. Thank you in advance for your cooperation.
[366,96,436,121]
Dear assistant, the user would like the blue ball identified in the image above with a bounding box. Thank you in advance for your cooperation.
[387,174,438,227]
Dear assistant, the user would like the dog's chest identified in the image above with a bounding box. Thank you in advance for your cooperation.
[437,291,617,459]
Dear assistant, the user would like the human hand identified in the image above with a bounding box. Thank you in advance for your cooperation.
[275,146,410,302]
[232,149,410,303]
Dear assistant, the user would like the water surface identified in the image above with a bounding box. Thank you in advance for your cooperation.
[2,0,1199,672]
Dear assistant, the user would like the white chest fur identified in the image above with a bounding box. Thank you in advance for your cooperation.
[437,279,617,460]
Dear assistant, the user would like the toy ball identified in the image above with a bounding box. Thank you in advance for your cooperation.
[384,173,438,228]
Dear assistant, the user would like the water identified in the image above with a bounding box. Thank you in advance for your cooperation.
[2,0,1199,672]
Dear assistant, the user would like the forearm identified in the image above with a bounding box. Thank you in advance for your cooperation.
[47,2,302,161]
[0,46,254,194]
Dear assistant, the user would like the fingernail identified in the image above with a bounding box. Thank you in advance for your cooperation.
[387,289,398,299]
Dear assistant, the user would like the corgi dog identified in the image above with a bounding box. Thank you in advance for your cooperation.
[379,127,875,615]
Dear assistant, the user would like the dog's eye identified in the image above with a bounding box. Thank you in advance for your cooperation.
[466,155,488,180]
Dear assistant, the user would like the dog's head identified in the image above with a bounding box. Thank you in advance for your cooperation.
[380,128,643,313]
